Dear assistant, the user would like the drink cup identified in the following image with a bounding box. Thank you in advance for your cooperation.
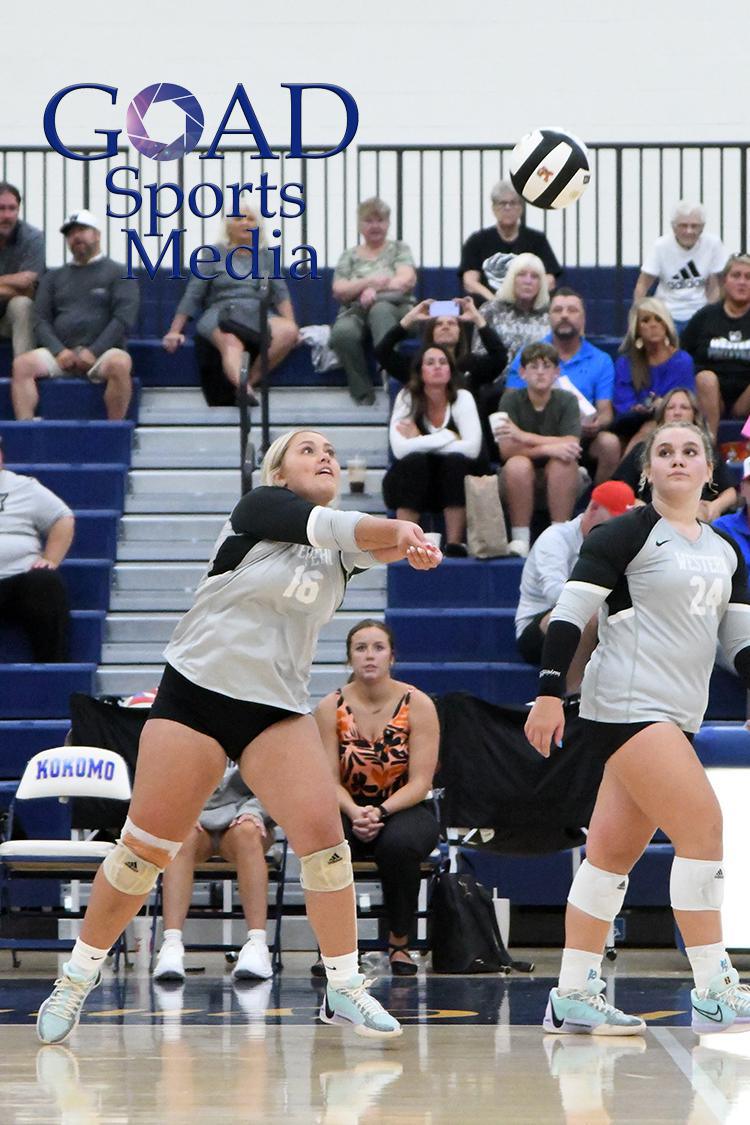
[424,532,442,548]
[347,457,367,494]
[489,410,509,435]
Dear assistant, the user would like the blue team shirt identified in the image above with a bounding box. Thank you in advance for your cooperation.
[712,510,750,578]
[613,350,695,415]
[506,334,615,404]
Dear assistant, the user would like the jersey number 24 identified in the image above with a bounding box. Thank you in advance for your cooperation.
[688,575,723,617]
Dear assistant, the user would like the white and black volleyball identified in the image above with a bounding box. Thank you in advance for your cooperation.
[509,128,591,210]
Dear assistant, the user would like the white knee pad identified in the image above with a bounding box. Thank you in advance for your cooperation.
[102,841,162,896]
[122,816,182,861]
[670,856,725,911]
[299,841,353,892]
[567,859,629,922]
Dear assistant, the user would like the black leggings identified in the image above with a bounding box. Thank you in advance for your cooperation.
[344,804,440,937]
[0,569,69,661]
[382,452,485,513]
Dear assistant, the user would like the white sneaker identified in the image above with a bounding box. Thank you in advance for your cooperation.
[507,539,530,558]
[232,936,273,980]
[153,941,185,982]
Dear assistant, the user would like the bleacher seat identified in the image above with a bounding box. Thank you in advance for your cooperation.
[388,608,517,662]
[59,559,113,611]
[0,665,95,719]
[0,722,70,779]
[68,511,120,560]
[0,421,133,463]
[6,464,128,510]
[0,377,140,422]
[0,611,105,664]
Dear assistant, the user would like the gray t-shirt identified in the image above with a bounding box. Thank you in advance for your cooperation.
[176,245,290,320]
[550,505,750,731]
[164,486,375,712]
[0,219,46,317]
[515,515,584,637]
[0,469,72,579]
[199,764,272,834]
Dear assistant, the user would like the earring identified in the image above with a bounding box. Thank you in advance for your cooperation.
[638,471,649,494]
[664,336,670,346]
[635,338,644,350]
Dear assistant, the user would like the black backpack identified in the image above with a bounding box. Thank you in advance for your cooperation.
[428,871,534,974]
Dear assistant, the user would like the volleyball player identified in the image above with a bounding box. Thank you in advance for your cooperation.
[525,420,750,1035]
[37,429,441,1044]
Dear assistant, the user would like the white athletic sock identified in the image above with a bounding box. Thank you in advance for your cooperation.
[66,938,109,980]
[511,527,530,548]
[323,951,359,985]
[247,928,268,946]
[162,928,183,946]
[686,942,732,992]
[558,947,603,993]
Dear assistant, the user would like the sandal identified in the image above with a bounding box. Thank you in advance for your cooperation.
[388,941,417,977]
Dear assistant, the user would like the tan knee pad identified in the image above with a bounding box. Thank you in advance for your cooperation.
[299,840,353,892]
[102,840,162,896]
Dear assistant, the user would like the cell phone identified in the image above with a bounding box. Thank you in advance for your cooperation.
[429,300,460,317]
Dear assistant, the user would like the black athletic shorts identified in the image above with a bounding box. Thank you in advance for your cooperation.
[580,718,695,761]
[517,609,550,665]
[149,663,300,761]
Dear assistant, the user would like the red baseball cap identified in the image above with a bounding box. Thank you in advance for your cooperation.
[590,480,636,516]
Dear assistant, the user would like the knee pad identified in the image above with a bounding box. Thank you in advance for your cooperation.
[299,841,353,893]
[670,856,724,911]
[102,840,162,896]
[122,816,182,863]
[567,859,629,922]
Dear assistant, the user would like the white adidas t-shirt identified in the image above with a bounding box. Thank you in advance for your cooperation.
[642,232,728,322]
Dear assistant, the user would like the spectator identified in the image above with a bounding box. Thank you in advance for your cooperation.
[330,198,416,405]
[495,342,581,557]
[315,619,440,977]
[162,206,299,408]
[514,481,636,690]
[459,179,561,303]
[613,297,697,446]
[681,253,750,427]
[634,201,727,332]
[713,457,750,573]
[152,763,275,983]
[472,253,550,373]
[11,210,137,421]
[0,181,44,358]
[613,387,737,521]
[0,436,73,661]
[382,345,485,556]
[374,296,507,397]
[506,288,620,485]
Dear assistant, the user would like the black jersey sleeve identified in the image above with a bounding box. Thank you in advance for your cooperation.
[713,527,750,677]
[230,486,314,543]
[537,507,658,697]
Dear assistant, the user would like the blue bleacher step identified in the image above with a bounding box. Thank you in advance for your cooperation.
[0,611,105,664]
[695,722,750,765]
[388,557,524,609]
[70,510,121,560]
[387,608,518,662]
[0,378,140,422]
[393,661,539,707]
[6,463,128,511]
[0,665,96,719]
[0,421,133,464]
[0,721,71,779]
[61,559,113,611]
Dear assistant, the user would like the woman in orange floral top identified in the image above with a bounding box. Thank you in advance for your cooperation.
[316,619,440,975]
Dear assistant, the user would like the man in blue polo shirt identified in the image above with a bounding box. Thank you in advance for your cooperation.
[504,288,619,483]
[713,457,750,574]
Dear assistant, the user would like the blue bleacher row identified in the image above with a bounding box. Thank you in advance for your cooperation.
[0,264,643,387]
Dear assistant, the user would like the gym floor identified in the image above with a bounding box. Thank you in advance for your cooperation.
[1,950,748,1123]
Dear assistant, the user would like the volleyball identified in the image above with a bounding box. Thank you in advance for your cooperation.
[509,127,591,209]
[122,688,158,708]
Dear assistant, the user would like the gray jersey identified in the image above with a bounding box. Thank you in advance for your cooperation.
[164,486,375,712]
[547,505,750,731]
[0,469,72,579]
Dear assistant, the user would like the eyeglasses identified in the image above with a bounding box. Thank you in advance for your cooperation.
[494,200,522,208]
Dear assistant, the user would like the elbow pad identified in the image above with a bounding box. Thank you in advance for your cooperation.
[307,507,364,553]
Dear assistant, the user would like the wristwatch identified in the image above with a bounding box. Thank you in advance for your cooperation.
[378,805,390,823]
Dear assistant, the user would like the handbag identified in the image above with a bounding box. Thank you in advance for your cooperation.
[464,474,509,558]
[429,871,533,974]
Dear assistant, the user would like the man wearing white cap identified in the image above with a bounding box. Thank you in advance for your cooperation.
[11,210,139,420]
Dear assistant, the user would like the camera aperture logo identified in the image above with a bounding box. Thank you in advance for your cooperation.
[126,83,204,161]
[44,81,359,281]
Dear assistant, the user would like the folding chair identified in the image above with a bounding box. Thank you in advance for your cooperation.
[0,745,132,965]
